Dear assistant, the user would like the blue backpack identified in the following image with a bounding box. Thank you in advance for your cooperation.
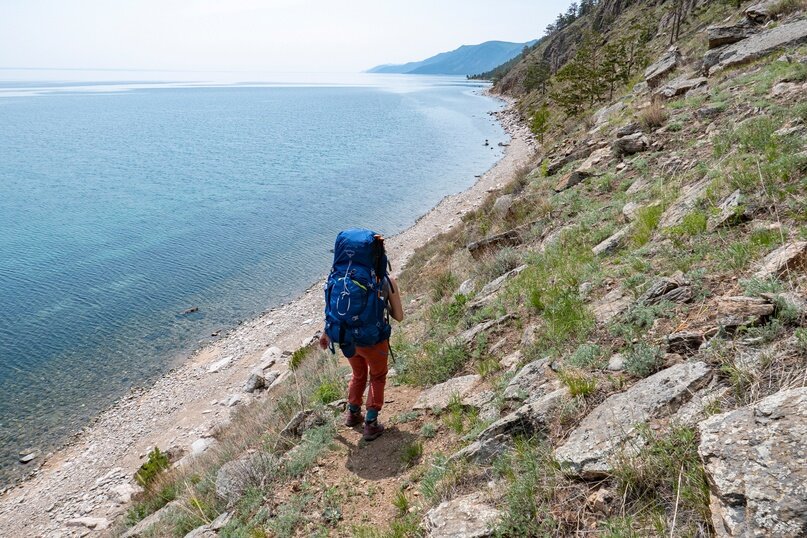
[324,229,392,358]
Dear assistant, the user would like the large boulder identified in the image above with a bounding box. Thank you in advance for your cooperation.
[423,491,501,538]
[554,361,712,478]
[699,387,807,537]
[413,375,482,410]
[644,46,682,87]
[707,22,755,48]
[709,19,807,75]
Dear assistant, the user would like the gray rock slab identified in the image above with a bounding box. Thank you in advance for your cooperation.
[454,314,513,347]
[413,375,482,410]
[707,22,755,48]
[655,75,707,99]
[645,46,682,87]
[710,19,807,74]
[122,501,183,537]
[752,241,807,280]
[708,189,746,232]
[424,491,501,538]
[503,359,552,402]
[659,176,711,228]
[612,132,649,157]
[555,361,712,478]
[468,264,527,310]
[699,387,807,537]
[591,288,632,325]
[592,226,631,256]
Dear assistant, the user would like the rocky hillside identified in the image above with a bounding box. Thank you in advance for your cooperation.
[110,1,807,536]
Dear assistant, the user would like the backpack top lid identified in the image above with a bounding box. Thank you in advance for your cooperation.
[332,228,384,271]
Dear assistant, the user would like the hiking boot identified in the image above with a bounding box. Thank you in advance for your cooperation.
[344,409,364,427]
[363,420,385,441]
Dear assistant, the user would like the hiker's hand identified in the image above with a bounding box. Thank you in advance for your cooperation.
[319,332,330,350]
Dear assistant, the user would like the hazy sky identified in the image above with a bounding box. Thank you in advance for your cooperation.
[1,0,571,72]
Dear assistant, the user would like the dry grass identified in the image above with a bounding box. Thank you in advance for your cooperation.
[770,0,807,17]
[639,100,669,131]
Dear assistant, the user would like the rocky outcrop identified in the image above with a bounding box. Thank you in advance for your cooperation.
[699,387,807,537]
[467,230,522,259]
[752,241,807,279]
[452,388,569,464]
[654,75,707,99]
[708,189,748,231]
[502,358,553,403]
[554,147,612,192]
[592,226,630,256]
[122,501,183,537]
[455,314,513,346]
[555,361,712,478]
[591,287,632,324]
[639,276,693,305]
[716,296,775,329]
[745,1,779,24]
[644,46,682,88]
[468,264,527,310]
[413,375,482,410]
[659,177,710,228]
[708,19,807,75]
[280,409,327,438]
[612,132,649,157]
[707,22,755,48]
[424,491,501,538]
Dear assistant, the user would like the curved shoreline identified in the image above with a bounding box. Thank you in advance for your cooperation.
[0,96,535,536]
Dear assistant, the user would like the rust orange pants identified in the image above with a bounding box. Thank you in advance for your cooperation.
[347,340,389,411]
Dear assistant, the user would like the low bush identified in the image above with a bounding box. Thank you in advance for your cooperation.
[557,370,597,397]
[639,100,668,130]
[134,448,171,489]
[624,342,663,377]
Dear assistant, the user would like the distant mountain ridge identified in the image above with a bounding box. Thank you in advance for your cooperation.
[368,39,537,76]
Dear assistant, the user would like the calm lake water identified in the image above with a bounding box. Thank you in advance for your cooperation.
[0,72,506,484]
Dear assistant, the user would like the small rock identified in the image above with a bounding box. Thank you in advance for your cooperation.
[707,189,747,231]
[207,356,233,374]
[607,353,625,371]
[66,517,110,530]
[503,359,552,403]
[18,453,36,464]
[492,194,514,219]
[591,288,632,324]
[587,488,615,515]
[696,105,724,120]
[190,438,215,457]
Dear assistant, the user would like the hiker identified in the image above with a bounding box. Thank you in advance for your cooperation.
[319,229,404,441]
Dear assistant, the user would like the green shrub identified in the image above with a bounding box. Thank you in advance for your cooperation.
[474,247,522,282]
[741,277,784,296]
[612,426,710,534]
[795,328,807,355]
[401,441,424,467]
[493,439,559,536]
[431,271,458,302]
[392,488,410,516]
[312,377,343,405]
[289,346,312,371]
[134,447,170,489]
[125,482,178,525]
[398,342,467,387]
[631,204,663,246]
[669,210,708,237]
[567,343,605,369]
[624,342,663,377]
[557,370,597,397]
[420,423,437,439]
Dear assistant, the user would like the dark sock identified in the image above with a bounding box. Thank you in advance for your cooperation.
[366,409,378,423]
[348,404,361,414]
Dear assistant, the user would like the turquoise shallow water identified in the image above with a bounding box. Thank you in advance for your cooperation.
[0,74,506,484]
